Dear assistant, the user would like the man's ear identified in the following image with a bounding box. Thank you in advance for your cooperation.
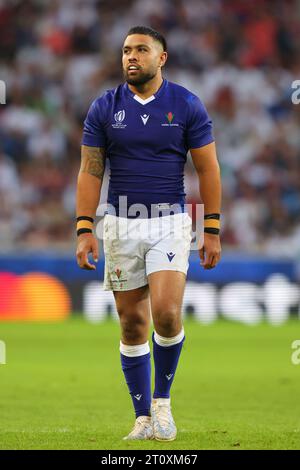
[160,52,168,67]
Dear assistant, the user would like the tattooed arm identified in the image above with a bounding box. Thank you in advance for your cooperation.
[76,145,106,218]
[76,145,106,270]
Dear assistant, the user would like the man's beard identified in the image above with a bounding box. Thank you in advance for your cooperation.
[124,69,156,86]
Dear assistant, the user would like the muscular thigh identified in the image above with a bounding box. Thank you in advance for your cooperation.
[114,285,151,344]
[148,271,186,336]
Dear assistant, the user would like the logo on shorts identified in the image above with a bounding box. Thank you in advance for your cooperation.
[167,252,176,262]
[134,394,142,401]
[112,110,127,128]
[115,268,122,278]
[111,266,128,288]
[165,374,173,381]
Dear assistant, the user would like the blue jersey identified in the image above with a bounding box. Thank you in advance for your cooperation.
[82,79,214,215]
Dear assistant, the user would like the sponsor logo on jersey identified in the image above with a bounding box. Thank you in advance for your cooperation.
[112,110,127,128]
[166,112,174,124]
[140,114,150,125]
[161,112,179,127]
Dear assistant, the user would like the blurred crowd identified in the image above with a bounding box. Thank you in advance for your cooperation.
[0,0,300,257]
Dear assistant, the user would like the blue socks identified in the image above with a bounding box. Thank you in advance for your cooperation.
[152,329,185,399]
[120,329,185,417]
[120,342,151,418]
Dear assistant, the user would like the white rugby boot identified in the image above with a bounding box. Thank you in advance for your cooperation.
[151,398,177,441]
[123,416,154,440]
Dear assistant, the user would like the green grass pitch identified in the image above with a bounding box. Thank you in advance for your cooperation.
[0,318,300,450]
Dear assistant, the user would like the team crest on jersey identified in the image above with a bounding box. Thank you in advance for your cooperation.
[112,110,127,128]
[161,112,179,127]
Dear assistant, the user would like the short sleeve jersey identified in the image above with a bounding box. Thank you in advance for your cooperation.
[82,79,214,212]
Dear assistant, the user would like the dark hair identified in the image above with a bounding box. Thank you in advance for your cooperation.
[126,26,167,52]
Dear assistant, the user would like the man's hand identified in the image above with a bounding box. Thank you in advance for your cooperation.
[199,233,221,270]
[76,233,99,270]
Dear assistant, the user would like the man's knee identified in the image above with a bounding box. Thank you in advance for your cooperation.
[152,304,181,337]
[118,309,148,343]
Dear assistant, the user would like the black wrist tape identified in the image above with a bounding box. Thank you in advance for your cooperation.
[77,228,93,237]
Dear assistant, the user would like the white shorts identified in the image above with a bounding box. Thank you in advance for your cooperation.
[103,213,192,291]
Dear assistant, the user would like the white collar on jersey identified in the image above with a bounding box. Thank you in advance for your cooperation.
[133,94,156,105]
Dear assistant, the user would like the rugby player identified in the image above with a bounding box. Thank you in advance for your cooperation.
[76,26,221,441]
